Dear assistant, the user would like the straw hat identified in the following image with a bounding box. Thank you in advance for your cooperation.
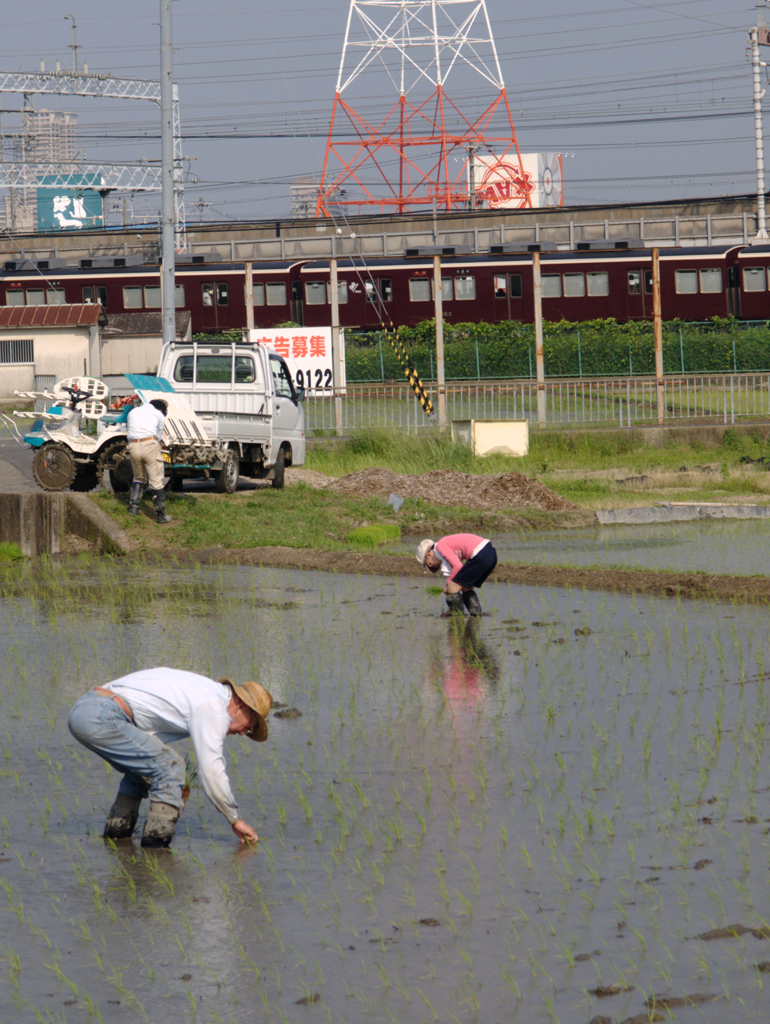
[219,678,272,742]
[415,538,435,565]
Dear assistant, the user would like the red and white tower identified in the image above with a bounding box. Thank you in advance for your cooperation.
[315,0,531,217]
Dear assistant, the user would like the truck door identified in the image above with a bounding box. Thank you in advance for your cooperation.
[269,354,304,459]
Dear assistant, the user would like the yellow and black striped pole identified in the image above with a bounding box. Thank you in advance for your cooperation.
[383,324,434,418]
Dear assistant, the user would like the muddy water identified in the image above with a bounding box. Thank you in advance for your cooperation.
[396,518,770,576]
[1,562,770,1022]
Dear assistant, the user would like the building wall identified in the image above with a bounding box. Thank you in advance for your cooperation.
[0,363,34,398]
[101,335,162,376]
[0,327,90,399]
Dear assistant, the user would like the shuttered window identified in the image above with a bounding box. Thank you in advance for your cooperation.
[0,339,33,364]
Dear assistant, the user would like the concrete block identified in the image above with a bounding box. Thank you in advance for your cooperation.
[452,418,529,457]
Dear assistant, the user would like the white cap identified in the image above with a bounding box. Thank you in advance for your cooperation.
[415,538,435,565]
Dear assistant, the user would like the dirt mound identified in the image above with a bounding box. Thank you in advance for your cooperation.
[327,468,575,513]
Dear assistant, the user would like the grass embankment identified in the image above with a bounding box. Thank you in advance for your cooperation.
[89,426,770,554]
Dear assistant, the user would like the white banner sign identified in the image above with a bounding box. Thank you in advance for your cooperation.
[474,152,563,209]
[248,327,345,395]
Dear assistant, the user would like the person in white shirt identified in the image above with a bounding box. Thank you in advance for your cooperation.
[68,668,272,847]
[126,398,172,523]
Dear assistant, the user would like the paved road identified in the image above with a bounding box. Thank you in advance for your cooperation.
[0,436,37,493]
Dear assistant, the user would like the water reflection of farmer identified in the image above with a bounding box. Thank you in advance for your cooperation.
[416,533,498,617]
[68,668,271,848]
[429,618,500,705]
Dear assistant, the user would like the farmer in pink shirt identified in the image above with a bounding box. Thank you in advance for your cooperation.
[416,533,498,617]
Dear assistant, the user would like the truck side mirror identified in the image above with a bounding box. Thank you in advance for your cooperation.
[295,386,306,403]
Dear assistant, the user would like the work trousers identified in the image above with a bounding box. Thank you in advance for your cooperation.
[128,438,165,491]
[68,692,185,811]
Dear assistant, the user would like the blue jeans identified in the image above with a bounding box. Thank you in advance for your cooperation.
[68,693,185,810]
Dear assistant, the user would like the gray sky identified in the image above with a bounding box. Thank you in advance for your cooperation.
[0,1,764,223]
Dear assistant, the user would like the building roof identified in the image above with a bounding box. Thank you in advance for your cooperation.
[0,304,106,329]
[102,310,192,339]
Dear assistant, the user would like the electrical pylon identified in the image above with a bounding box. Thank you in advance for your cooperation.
[316,0,531,217]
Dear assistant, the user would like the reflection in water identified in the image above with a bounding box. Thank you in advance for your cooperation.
[428,618,500,706]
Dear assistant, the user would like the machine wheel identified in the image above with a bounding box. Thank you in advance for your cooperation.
[271,447,286,490]
[215,450,240,494]
[32,443,77,492]
[97,439,133,494]
[70,465,100,492]
[169,474,185,492]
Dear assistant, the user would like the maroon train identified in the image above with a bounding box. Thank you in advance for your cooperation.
[3,242,770,333]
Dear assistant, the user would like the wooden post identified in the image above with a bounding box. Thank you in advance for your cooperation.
[330,257,343,436]
[533,251,546,426]
[244,262,254,331]
[433,254,446,430]
[652,248,664,424]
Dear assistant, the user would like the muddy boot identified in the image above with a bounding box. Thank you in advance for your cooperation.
[463,590,483,617]
[141,802,180,848]
[151,489,172,525]
[128,481,144,517]
[445,592,465,615]
[104,793,141,840]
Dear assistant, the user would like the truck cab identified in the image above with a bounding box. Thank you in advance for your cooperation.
[157,338,305,488]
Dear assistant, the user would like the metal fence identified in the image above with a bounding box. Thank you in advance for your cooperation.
[303,373,770,433]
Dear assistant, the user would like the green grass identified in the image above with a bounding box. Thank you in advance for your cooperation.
[0,542,23,562]
[347,524,401,548]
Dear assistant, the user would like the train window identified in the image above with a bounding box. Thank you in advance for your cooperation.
[431,278,453,302]
[326,280,348,304]
[234,356,256,383]
[144,286,161,308]
[644,271,653,293]
[27,289,45,306]
[493,275,507,298]
[410,278,431,302]
[627,271,641,294]
[675,270,698,294]
[197,355,232,383]
[216,282,228,305]
[202,283,214,306]
[366,279,393,303]
[510,274,523,298]
[266,282,287,306]
[563,273,585,297]
[124,286,143,308]
[454,275,476,300]
[699,268,722,293]
[743,267,766,292]
[83,286,94,303]
[305,281,326,305]
[252,282,265,306]
[47,289,66,305]
[175,285,185,307]
[587,272,609,297]
[173,356,194,382]
[542,275,562,298]
[5,290,24,306]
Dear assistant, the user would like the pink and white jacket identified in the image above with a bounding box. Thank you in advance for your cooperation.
[434,534,490,581]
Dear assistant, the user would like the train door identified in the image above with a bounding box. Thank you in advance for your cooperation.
[625,266,651,319]
[200,281,232,331]
[492,271,526,322]
[290,281,304,326]
[727,265,742,317]
[365,277,393,326]
[82,284,108,310]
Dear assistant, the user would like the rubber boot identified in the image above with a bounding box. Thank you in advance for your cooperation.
[151,489,172,525]
[445,591,465,615]
[128,481,144,517]
[463,590,483,617]
[141,802,180,848]
[104,793,141,840]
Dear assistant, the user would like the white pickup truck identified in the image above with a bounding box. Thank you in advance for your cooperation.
[157,337,306,492]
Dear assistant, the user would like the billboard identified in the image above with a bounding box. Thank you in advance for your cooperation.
[248,327,345,395]
[474,153,563,210]
[37,175,103,232]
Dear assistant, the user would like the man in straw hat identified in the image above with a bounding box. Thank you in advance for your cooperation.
[416,534,498,617]
[68,668,272,847]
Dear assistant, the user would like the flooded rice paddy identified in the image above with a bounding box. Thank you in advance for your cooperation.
[395,518,770,577]
[2,559,770,1023]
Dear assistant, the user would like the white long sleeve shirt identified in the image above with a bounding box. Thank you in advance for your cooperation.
[126,402,165,441]
[104,667,241,823]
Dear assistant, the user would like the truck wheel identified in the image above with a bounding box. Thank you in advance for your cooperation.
[216,451,240,494]
[32,443,77,492]
[70,466,100,492]
[271,447,286,489]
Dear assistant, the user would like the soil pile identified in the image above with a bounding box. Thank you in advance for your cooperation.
[327,468,575,513]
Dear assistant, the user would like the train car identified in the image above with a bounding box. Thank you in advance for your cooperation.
[0,255,248,333]
[735,244,770,320]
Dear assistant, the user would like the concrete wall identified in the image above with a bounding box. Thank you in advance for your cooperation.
[0,363,34,398]
[0,328,92,398]
[101,335,162,375]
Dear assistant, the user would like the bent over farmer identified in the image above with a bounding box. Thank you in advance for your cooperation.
[126,398,172,524]
[416,533,498,617]
[68,668,272,848]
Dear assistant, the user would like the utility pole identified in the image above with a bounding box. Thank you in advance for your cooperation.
[65,15,80,74]
[652,248,665,424]
[751,7,770,239]
[433,254,446,430]
[160,0,176,349]
[330,257,343,436]
[532,252,546,427]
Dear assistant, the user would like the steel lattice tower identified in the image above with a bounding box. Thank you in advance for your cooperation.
[316,0,530,217]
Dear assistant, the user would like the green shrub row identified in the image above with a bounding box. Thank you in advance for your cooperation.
[345,318,770,381]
